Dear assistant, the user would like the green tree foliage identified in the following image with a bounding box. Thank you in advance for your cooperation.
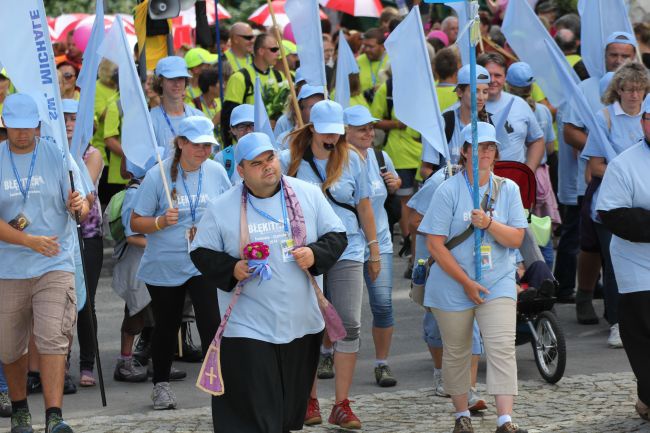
[44,0,137,15]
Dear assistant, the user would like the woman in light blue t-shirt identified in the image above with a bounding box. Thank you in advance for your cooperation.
[419,122,528,433]
[284,100,379,429]
[131,116,230,410]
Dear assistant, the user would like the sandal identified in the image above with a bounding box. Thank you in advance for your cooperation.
[636,400,650,421]
[79,370,96,387]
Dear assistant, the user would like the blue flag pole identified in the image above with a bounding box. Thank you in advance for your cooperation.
[467,0,481,283]
[214,0,224,106]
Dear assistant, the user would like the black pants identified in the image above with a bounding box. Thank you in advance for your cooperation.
[619,291,650,406]
[594,223,619,325]
[77,236,104,372]
[553,204,579,297]
[147,275,220,384]
[212,332,322,433]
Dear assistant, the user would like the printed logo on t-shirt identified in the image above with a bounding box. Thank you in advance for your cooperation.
[3,176,46,199]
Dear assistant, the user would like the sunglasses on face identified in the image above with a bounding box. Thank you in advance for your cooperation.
[266,46,280,53]
[236,34,255,41]
[62,72,75,80]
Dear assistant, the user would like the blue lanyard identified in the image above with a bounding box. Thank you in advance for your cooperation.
[179,164,203,224]
[368,54,386,86]
[463,170,492,241]
[232,52,250,71]
[8,141,39,203]
[161,106,187,137]
[247,181,290,235]
[200,95,216,119]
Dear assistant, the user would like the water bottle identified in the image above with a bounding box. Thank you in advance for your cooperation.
[412,259,427,285]
[410,259,427,305]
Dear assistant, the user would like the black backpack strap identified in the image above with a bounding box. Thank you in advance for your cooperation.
[241,68,254,103]
[373,147,386,169]
[443,110,455,144]
[386,78,394,118]
[303,149,360,223]
[272,69,283,83]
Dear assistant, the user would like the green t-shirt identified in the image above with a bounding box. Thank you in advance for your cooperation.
[225,49,252,73]
[103,100,128,185]
[224,65,286,105]
[184,85,202,105]
[328,90,370,110]
[357,53,390,94]
[436,84,459,112]
[370,82,422,170]
[91,81,119,164]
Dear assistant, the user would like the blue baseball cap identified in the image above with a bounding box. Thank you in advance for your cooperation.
[506,62,535,87]
[155,56,192,79]
[294,67,305,85]
[178,116,218,145]
[605,31,637,49]
[234,132,275,165]
[344,105,378,126]
[643,94,650,114]
[599,71,615,96]
[126,159,149,179]
[2,93,40,128]
[461,122,501,146]
[457,64,491,86]
[311,100,344,135]
[61,99,79,114]
[230,104,254,127]
[298,84,325,101]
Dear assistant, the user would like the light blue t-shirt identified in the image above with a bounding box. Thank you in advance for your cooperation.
[486,92,543,163]
[122,184,140,238]
[418,172,528,311]
[0,138,87,279]
[280,149,370,262]
[191,176,346,343]
[273,113,294,139]
[556,110,578,205]
[150,104,206,160]
[407,168,448,264]
[595,141,650,294]
[363,149,397,258]
[134,158,231,286]
[563,77,602,197]
[582,103,643,221]
[213,148,242,185]
[276,129,292,150]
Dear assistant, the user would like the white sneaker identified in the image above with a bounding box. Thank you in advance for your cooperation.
[468,387,487,412]
[433,369,449,397]
[152,382,177,410]
[608,324,623,348]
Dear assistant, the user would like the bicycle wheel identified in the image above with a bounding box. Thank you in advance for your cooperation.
[531,310,566,384]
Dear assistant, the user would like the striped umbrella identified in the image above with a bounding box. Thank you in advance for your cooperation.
[249,1,328,28]
[319,0,383,17]
[174,2,231,27]
[50,13,89,42]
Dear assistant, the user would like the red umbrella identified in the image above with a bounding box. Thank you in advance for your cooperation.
[249,1,328,28]
[173,2,231,28]
[319,0,383,18]
[50,13,89,42]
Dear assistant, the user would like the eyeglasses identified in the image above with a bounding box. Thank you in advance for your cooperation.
[478,143,498,151]
[266,46,280,53]
[620,87,646,95]
[62,72,75,80]
[236,34,255,41]
[233,122,254,131]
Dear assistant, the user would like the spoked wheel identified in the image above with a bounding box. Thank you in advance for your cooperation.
[531,311,566,384]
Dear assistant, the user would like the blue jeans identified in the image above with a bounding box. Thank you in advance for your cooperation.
[0,363,7,392]
[540,239,554,271]
[423,311,483,355]
[363,253,394,328]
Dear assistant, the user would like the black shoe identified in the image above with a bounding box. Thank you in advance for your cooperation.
[398,235,412,257]
[133,327,153,366]
[26,372,42,395]
[539,279,556,298]
[175,322,203,363]
[63,372,77,395]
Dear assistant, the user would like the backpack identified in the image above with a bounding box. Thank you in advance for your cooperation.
[240,68,283,104]
[222,145,235,178]
[104,180,141,244]
[372,148,402,229]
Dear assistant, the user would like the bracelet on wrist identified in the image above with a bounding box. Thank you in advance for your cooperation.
[368,257,381,262]
[154,216,162,231]
[485,216,493,230]
[367,240,379,247]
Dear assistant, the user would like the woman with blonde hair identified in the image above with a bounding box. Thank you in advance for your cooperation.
[283,100,379,430]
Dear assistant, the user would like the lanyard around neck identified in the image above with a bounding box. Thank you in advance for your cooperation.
[8,140,39,203]
[178,164,203,224]
[463,170,492,241]
[161,105,187,136]
[246,180,290,236]
[368,54,386,86]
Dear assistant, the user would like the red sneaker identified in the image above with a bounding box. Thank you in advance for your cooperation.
[328,399,362,429]
[304,397,322,426]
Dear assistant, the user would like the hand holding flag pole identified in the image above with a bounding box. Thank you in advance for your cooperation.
[267,0,304,128]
